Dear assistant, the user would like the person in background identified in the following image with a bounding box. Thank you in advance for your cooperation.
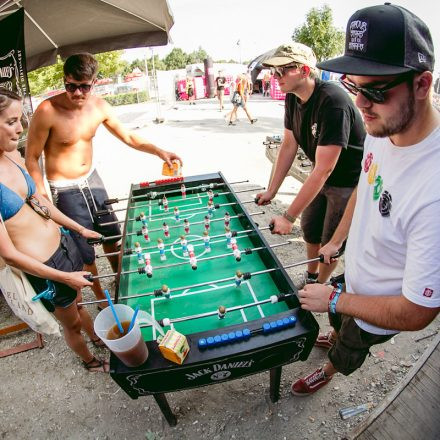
[25,53,182,308]
[0,89,108,372]
[263,70,271,97]
[256,42,365,290]
[186,75,195,105]
[228,74,257,126]
[293,3,440,396]
[215,70,227,111]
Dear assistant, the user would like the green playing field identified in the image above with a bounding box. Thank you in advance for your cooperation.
[118,186,291,342]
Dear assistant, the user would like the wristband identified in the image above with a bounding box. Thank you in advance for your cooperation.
[282,210,296,223]
[328,283,342,314]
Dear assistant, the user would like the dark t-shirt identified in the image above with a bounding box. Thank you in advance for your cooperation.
[284,78,365,187]
[215,76,226,90]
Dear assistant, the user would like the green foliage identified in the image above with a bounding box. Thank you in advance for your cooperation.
[103,90,149,106]
[28,50,128,96]
[292,4,345,63]
[163,48,188,70]
[187,47,209,64]
[145,55,167,72]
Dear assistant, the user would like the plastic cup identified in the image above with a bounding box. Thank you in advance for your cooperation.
[94,304,148,367]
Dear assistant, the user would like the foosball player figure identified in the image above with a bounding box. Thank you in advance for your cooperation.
[144,253,153,277]
[174,206,180,222]
[203,230,211,252]
[162,222,170,238]
[235,270,243,287]
[207,189,214,201]
[157,238,166,261]
[204,215,210,231]
[207,200,214,217]
[162,284,171,299]
[181,183,186,199]
[225,227,232,248]
[231,238,241,261]
[139,212,148,225]
[134,241,144,264]
[180,235,189,256]
[162,195,169,212]
[184,218,190,234]
[224,211,230,228]
[218,305,226,319]
[187,244,197,270]
[142,225,150,242]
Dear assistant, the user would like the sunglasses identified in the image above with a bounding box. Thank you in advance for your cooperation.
[64,82,93,93]
[270,64,300,77]
[339,73,414,104]
[26,195,51,220]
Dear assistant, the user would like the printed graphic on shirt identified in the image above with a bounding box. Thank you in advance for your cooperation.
[423,288,434,298]
[379,190,392,217]
[311,122,318,138]
[364,152,373,172]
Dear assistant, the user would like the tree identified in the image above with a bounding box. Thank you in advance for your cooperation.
[163,48,188,70]
[28,50,128,96]
[146,55,166,72]
[292,5,345,63]
[187,47,209,64]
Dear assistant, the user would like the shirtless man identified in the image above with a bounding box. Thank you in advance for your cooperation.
[26,53,182,305]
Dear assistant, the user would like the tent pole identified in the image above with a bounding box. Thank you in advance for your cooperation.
[151,48,164,124]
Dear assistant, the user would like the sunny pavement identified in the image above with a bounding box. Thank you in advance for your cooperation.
[93,95,302,220]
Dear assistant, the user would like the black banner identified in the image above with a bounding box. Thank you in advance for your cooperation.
[0,7,33,149]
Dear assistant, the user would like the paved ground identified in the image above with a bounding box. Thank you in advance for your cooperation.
[1,94,439,440]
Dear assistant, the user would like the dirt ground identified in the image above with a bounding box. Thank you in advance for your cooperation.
[1,98,439,439]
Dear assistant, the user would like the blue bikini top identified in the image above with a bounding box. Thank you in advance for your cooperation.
[0,157,37,221]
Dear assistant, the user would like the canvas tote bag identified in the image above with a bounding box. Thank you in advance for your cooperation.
[0,213,60,336]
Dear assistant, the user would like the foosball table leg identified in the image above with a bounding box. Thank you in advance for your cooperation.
[153,393,177,426]
[269,366,282,402]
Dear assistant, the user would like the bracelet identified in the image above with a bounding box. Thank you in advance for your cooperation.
[282,210,296,223]
[328,283,342,314]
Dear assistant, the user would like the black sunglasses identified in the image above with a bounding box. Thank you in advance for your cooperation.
[270,64,300,77]
[26,195,51,220]
[339,73,414,104]
[64,82,93,93]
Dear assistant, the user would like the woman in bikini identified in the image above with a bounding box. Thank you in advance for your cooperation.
[0,89,108,373]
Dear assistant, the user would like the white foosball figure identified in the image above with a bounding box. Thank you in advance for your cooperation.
[142,225,150,242]
[203,231,211,252]
[180,235,189,256]
[163,222,170,238]
[134,241,144,264]
[144,253,153,277]
[157,238,166,261]
[163,195,169,212]
[225,227,232,248]
[187,244,197,270]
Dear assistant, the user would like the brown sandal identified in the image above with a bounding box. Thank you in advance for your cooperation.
[83,356,109,373]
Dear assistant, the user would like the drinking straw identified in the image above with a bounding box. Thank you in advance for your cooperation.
[128,306,140,332]
[104,289,124,334]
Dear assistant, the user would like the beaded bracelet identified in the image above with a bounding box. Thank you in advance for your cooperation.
[328,283,342,314]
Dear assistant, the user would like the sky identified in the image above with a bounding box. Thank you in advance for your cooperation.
[123,0,440,75]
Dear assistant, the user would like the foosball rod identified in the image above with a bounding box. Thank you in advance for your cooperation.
[96,224,272,259]
[79,254,338,307]
[89,211,264,244]
[140,293,296,329]
[87,241,291,281]
[103,180,250,205]
[99,200,256,226]
[97,187,264,216]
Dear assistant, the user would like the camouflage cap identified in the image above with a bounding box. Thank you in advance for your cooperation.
[263,42,317,68]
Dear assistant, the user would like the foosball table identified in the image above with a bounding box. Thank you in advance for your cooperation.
[89,172,319,426]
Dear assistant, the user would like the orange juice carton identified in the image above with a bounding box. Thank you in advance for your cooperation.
[158,329,189,365]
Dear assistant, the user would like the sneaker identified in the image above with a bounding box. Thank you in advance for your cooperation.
[304,270,319,285]
[314,331,336,349]
[291,368,332,396]
[250,118,258,124]
[228,121,236,126]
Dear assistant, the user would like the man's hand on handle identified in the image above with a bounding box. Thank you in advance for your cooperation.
[255,190,275,206]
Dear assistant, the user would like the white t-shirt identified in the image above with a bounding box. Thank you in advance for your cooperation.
[345,127,440,335]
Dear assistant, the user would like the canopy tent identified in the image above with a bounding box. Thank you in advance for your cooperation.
[247,48,277,85]
[0,0,174,71]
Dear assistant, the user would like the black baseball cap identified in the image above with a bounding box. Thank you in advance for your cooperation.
[317,3,434,76]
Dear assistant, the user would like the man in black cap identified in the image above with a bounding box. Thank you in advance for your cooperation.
[256,42,365,288]
[292,3,440,396]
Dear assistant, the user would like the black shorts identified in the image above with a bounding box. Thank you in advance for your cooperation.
[187,88,194,97]
[301,184,354,245]
[328,313,394,376]
[26,232,84,312]
[49,169,121,265]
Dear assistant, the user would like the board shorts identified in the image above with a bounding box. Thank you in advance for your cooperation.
[26,231,83,312]
[328,312,394,375]
[187,88,194,97]
[48,169,121,265]
[301,184,354,245]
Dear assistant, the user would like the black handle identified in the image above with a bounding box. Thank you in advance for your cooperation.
[269,223,274,231]
[329,273,345,285]
[83,274,94,282]
[104,198,118,205]
[95,209,109,217]
[254,195,260,204]
[87,236,104,245]
[319,252,340,263]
